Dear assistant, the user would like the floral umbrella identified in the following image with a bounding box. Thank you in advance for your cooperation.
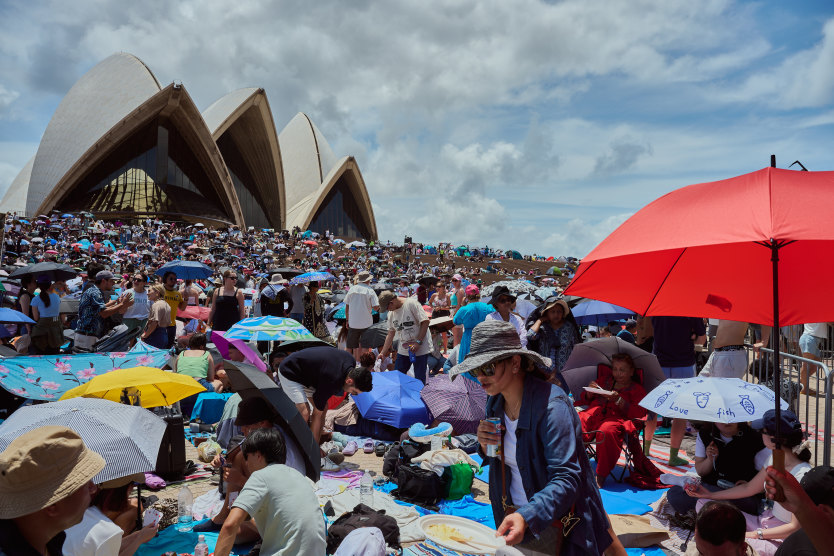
[0,342,170,401]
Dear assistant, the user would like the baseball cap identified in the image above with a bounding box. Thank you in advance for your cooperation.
[752,409,803,442]
[378,291,397,311]
[95,270,114,281]
[465,284,479,296]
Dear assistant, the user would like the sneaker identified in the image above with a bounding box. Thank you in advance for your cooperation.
[326,447,345,465]
[321,457,341,472]
[342,441,358,456]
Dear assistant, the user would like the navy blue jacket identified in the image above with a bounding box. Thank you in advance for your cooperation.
[484,375,612,554]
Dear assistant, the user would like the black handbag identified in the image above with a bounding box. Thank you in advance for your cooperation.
[390,464,442,508]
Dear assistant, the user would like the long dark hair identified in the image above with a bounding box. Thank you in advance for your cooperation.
[37,279,52,308]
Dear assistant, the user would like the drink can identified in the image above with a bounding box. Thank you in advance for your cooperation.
[485,417,501,457]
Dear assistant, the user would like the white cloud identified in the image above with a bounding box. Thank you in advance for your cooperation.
[1,0,833,258]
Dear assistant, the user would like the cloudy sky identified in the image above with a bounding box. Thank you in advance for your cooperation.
[1,0,833,257]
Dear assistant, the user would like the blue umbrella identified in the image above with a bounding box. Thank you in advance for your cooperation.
[353,371,429,428]
[289,271,335,285]
[154,260,213,280]
[61,213,74,218]
[571,299,635,326]
[223,317,317,341]
[0,308,35,324]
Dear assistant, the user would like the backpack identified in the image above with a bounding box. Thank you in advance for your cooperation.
[382,440,430,482]
[325,503,400,554]
[390,464,443,509]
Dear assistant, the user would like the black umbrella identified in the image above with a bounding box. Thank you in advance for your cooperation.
[418,275,437,287]
[269,267,304,278]
[277,338,335,353]
[223,361,320,481]
[360,322,389,348]
[10,262,77,281]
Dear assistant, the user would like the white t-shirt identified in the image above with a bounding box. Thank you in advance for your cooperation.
[486,311,527,348]
[344,284,378,329]
[63,505,123,556]
[763,455,811,523]
[803,322,828,338]
[503,416,529,507]
[122,290,150,319]
[233,463,326,556]
[388,297,432,356]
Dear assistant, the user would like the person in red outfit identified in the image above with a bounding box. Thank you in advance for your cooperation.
[576,353,647,487]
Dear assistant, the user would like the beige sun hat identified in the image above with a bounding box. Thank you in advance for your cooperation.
[0,426,105,519]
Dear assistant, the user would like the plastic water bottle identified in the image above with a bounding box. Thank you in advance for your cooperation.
[430,435,442,451]
[177,486,193,532]
[194,534,209,556]
[360,469,374,507]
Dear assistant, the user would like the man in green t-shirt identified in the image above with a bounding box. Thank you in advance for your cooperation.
[214,428,325,556]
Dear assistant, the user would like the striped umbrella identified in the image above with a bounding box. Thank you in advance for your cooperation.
[0,398,166,483]
[289,271,336,285]
[420,372,487,435]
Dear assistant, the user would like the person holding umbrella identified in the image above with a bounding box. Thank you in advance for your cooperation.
[302,281,330,341]
[686,409,812,555]
[459,321,616,555]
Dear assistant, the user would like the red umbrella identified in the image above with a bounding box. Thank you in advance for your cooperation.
[303,240,317,246]
[178,306,210,321]
[565,165,834,467]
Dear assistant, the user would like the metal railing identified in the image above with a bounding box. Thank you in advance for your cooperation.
[744,345,832,466]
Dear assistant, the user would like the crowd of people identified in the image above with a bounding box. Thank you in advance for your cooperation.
[0,211,831,556]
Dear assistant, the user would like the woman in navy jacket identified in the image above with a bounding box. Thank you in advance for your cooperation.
[450,320,616,555]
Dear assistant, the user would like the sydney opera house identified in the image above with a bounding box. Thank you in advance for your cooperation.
[1,53,377,240]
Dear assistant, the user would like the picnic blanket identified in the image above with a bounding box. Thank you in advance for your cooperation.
[135,519,254,556]
[0,342,170,400]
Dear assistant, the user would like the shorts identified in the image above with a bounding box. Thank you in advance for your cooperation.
[662,364,696,379]
[346,326,367,349]
[699,350,747,378]
[278,371,315,405]
[799,333,824,358]
[74,333,99,350]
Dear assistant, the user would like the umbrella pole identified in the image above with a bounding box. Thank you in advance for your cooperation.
[770,238,784,472]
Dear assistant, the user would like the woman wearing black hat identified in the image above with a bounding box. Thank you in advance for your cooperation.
[486,285,527,349]
[453,320,616,555]
[687,409,812,555]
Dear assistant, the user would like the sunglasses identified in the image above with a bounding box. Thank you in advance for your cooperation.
[497,297,514,304]
[133,278,146,282]
[468,362,500,378]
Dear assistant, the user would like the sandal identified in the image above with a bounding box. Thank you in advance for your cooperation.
[363,439,375,453]
[374,442,387,456]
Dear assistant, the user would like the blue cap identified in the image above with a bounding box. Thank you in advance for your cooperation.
[751,408,802,440]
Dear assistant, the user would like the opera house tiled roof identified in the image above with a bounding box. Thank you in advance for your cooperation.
[1,53,377,240]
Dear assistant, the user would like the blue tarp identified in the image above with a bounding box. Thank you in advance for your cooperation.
[0,342,171,400]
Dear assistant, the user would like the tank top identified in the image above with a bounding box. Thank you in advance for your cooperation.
[213,288,240,331]
[177,351,209,379]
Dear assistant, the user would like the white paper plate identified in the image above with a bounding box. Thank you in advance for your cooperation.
[583,386,614,395]
[418,514,505,554]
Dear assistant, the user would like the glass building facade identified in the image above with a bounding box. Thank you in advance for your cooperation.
[57,118,231,223]
[308,176,371,239]
[216,133,272,230]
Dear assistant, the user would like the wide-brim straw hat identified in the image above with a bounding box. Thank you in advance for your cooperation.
[0,425,105,519]
[449,320,551,378]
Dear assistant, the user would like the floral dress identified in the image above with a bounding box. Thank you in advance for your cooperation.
[302,292,330,340]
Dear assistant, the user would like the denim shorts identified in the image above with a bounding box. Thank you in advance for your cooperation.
[661,364,696,379]
[799,333,824,358]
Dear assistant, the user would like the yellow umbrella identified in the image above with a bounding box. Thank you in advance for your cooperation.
[60,366,205,408]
